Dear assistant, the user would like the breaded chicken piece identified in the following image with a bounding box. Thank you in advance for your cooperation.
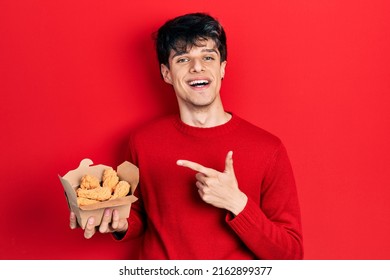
[77,197,99,206]
[77,186,112,201]
[80,174,100,190]
[110,181,130,200]
[102,168,119,192]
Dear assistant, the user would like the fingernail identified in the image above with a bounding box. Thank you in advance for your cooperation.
[177,160,183,166]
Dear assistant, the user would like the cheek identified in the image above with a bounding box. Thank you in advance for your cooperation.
[172,70,186,84]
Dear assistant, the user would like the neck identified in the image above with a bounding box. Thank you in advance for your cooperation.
[179,107,232,128]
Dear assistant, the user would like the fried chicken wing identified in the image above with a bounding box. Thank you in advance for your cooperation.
[75,166,131,207]
[110,180,130,200]
[80,174,100,190]
[77,186,112,201]
[102,168,119,192]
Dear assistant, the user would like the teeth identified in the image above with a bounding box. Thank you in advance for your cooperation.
[189,80,209,86]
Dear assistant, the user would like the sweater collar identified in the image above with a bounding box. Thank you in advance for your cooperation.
[173,112,240,138]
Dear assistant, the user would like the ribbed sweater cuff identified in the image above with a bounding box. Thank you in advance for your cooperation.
[111,217,142,242]
[226,198,263,234]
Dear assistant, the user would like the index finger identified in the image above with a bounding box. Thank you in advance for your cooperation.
[177,159,216,176]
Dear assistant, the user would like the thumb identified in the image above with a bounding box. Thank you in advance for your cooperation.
[224,151,235,174]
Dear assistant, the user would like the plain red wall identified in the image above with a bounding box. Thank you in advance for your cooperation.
[1,0,389,259]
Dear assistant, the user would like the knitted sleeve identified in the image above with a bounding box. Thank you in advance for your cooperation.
[226,143,304,259]
[116,134,147,241]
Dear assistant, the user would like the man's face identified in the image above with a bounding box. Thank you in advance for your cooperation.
[160,39,227,111]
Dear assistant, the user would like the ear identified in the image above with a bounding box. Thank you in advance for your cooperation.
[220,60,227,79]
[160,64,173,85]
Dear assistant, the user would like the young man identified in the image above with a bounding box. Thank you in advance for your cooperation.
[70,13,303,259]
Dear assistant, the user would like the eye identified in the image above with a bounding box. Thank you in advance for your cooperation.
[204,56,215,61]
[177,57,189,63]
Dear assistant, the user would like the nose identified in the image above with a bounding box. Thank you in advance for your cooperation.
[190,58,204,73]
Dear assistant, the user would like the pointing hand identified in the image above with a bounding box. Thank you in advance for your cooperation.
[177,151,247,215]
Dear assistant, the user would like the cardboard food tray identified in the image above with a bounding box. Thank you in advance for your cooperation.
[58,158,139,229]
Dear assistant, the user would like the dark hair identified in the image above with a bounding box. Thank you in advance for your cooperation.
[155,13,227,67]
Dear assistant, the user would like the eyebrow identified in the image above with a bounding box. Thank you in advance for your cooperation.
[171,48,219,59]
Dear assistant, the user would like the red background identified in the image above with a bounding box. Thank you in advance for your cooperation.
[1,0,389,260]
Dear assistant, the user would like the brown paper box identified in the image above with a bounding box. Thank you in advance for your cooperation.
[58,158,139,229]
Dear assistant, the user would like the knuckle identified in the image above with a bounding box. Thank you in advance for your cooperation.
[118,221,125,231]
[204,178,214,186]
[102,215,111,223]
[202,194,211,203]
[202,186,210,194]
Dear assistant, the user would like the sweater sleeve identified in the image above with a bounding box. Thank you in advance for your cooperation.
[115,134,147,241]
[226,143,304,259]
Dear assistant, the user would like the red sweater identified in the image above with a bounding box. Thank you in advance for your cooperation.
[122,114,303,259]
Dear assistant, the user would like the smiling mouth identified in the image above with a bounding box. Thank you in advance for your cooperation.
[188,79,210,88]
